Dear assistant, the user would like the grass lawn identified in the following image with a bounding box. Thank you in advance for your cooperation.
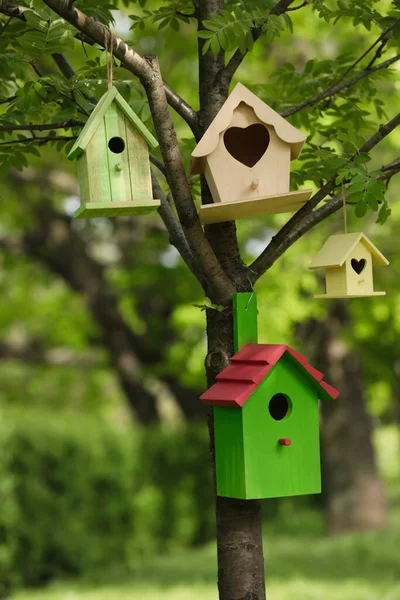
[13,427,400,600]
[13,516,400,600]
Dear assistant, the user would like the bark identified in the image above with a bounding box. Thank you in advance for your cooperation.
[197,0,266,595]
[299,301,387,534]
[22,207,159,424]
[206,307,265,600]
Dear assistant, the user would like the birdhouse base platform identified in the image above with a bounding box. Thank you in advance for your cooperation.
[74,200,160,219]
[314,291,386,299]
[199,189,313,225]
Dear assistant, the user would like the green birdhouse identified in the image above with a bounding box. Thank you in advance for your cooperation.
[68,86,160,218]
[200,294,339,500]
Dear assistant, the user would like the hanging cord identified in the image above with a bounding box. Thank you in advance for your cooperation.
[342,184,348,234]
[105,28,113,90]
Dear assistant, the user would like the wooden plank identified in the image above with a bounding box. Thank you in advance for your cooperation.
[314,291,386,299]
[74,200,160,219]
[114,90,158,148]
[205,121,291,205]
[242,357,321,499]
[199,189,312,224]
[69,86,158,161]
[214,406,246,499]
[233,293,258,352]
[104,104,131,204]
[68,87,118,159]
[309,233,389,269]
[76,156,90,206]
[191,82,306,172]
[85,125,112,205]
[125,117,153,202]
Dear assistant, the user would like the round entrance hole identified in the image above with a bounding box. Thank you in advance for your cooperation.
[108,136,125,154]
[268,393,292,421]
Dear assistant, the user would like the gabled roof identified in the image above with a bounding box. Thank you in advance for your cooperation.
[200,344,339,408]
[191,82,306,173]
[309,233,389,270]
[68,86,158,160]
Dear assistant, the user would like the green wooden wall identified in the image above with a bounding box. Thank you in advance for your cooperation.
[214,354,321,500]
[242,355,321,499]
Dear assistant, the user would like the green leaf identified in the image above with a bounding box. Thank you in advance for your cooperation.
[202,38,212,55]
[218,28,229,50]
[377,203,391,224]
[354,200,368,218]
[210,35,220,55]
[197,30,214,39]
[365,192,379,211]
[202,20,220,31]
[282,13,293,33]
[348,181,367,193]
[367,179,386,200]
[170,18,180,32]
[353,154,370,165]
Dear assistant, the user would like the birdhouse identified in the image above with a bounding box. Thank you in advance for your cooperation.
[309,232,389,299]
[191,82,312,225]
[201,343,339,500]
[68,86,160,218]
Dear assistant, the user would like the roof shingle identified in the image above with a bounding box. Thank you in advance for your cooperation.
[200,343,339,407]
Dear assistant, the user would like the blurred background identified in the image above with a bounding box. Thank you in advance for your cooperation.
[0,1,399,599]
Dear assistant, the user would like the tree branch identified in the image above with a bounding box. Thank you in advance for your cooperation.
[282,19,400,119]
[0,135,75,146]
[380,156,400,179]
[41,0,200,135]
[220,0,300,88]
[328,19,400,87]
[0,95,17,104]
[286,1,308,10]
[281,53,400,117]
[51,52,76,79]
[0,338,101,367]
[140,54,236,303]
[149,153,167,178]
[0,3,35,19]
[249,155,400,277]
[151,171,205,286]
[0,120,85,132]
[1,123,166,181]
[249,112,400,281]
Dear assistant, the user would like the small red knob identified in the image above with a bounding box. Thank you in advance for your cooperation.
[279,438,291,446]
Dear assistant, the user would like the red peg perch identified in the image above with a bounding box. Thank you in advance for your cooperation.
[279,438,291,446]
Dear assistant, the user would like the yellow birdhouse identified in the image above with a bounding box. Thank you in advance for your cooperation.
[309,233,389,299]
[191,82,312,225]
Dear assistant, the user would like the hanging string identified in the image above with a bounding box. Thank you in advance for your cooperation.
[342,184,348,234]
[105,28,113,90]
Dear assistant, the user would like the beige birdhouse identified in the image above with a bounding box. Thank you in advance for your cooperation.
[309,233,389,299]
[191,82,312,225]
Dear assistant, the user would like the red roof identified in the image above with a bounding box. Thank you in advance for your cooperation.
[200,344,339,407]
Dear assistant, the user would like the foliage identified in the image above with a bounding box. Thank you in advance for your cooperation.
[0,414,19,598]
[1,0,400,420]
[10,424,400,599]
[0,410,213,590]
[197,5,289,56]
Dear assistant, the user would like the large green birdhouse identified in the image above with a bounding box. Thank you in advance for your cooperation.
[68,86,160,218]
[200,294,340,500]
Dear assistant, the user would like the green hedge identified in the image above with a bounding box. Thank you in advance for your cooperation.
[0,411,213,589]
[0,418,19,597]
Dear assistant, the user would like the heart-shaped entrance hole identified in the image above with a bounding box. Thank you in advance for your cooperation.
[223,124,270,168]
[351,258,366,274]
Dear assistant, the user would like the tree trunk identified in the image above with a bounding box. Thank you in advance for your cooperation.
[197,0,266,593]
[301,301,387,534]
[206,308,266,600]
